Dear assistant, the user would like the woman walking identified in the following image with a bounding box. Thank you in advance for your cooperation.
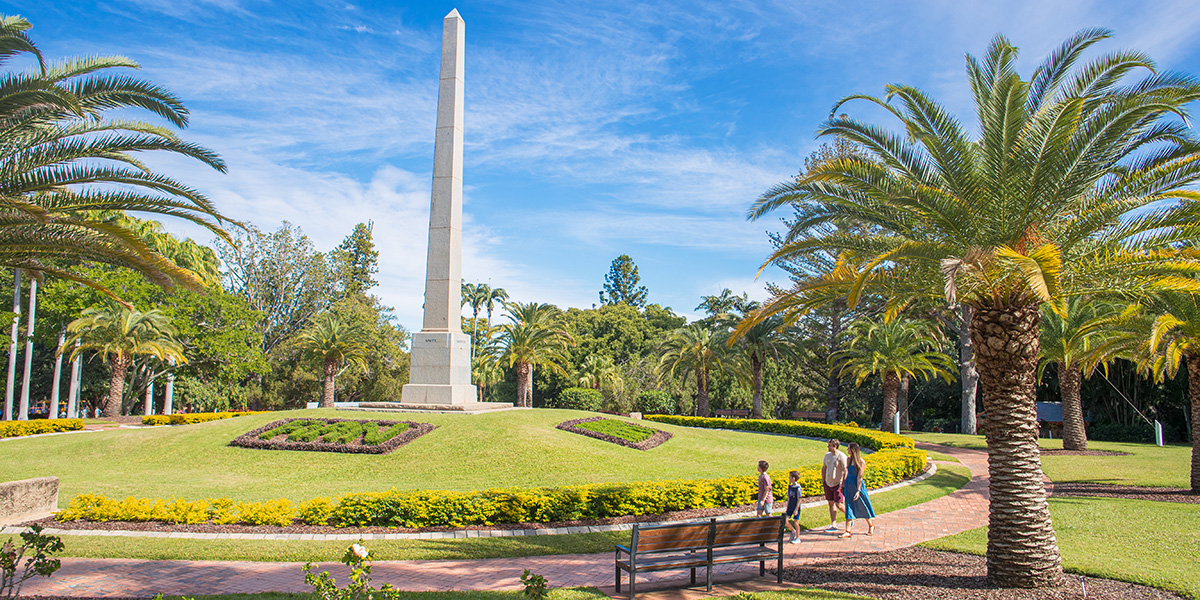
[840,442,875,538]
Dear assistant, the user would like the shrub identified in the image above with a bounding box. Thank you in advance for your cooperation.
[362,422,409,446]
[635,391,675,415]
[1087,421,1165,443]
[298,497,337,526]
[644,415,915,451]
[546,387,602,412]
[0,419,84,438]
[142,412,263,426]
[235,499,295,526]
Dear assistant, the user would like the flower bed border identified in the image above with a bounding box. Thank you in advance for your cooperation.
[229,417,435,455]
[556,416,671,451]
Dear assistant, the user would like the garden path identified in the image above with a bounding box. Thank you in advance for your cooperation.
[22,444,993,597]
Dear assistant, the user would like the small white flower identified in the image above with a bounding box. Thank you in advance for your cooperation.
[351,544,368,559]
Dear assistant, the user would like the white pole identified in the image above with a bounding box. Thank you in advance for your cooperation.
[144,374,154,416]
[67,340,81,419]
[18,277,37,420]
[4,269,20,420]
[1154,420,1164,447]
[893,411,900,434]
[163,357,175,416]
[49,330,65,419]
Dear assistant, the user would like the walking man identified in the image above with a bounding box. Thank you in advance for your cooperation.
[821,438,848,532]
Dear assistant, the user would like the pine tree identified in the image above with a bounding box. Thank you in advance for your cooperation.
[331,222,379,298]
[599,255,648,308]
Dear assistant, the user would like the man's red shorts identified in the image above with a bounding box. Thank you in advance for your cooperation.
[823,483,843,503]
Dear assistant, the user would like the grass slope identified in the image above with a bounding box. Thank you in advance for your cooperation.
[922,496,1200,599]
[6,409,827,505]
[50,463,972,561]
[909,432,1189,488]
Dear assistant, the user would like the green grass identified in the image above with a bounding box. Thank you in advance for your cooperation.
[921,448,959,463]
[154,590,875,600]
[908,432,1190,488]
[922,496,1200,599]
[51,462,972,562]
[2,408,828,506]
[573,418,656,443]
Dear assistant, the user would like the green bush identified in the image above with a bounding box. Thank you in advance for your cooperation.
[143,411,262,426]
[635,391,675,415]
[0,418,84,438]
[362,422,409,446]
[643,415,915,450]
[546,387,602,412]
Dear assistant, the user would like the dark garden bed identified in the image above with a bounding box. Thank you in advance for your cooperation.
[556,416,671,450]
[229,417,434,455]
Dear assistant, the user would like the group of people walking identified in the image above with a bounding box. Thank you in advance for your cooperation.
[755,438,876,543]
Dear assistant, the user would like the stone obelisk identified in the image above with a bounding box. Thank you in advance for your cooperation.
[401,9,477,406]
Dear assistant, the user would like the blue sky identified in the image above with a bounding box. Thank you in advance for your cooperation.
[6,0,1200,331]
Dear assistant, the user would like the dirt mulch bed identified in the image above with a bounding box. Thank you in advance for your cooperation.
[1052,483,1199,504]
[1040,449,1130,456]
[783,546,1184,599]
[229,418,435,455]
[556,416,672,450]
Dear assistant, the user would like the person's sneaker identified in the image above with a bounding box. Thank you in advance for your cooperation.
[825,524,838,532]
[789,537,801,545]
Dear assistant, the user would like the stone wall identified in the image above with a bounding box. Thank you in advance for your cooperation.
[0,476,58,524]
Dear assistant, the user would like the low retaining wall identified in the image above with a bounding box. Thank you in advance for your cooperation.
[0,476,58,525]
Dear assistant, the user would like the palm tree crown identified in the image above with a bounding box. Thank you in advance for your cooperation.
[498,301,572,407]
[658,324,727,417]
[296,311,370,408]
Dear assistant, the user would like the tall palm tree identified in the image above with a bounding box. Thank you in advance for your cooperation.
[576,354,623,391]
[497,302,572,408]
[747,30,1200,586]
[461,282,484,358]
[658,324,727,417]
[484,286,509,330]
[832,318,955,431]
[1038,297,1119,450]
[296,311,370,408]
[730,313,798,419]
[63,305,186,417]
[0,15,237,295]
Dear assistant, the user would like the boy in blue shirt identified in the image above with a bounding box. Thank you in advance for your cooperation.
[785,470,802,543]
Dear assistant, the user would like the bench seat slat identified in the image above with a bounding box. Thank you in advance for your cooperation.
[616,553,707,572]
[711,547,778,564]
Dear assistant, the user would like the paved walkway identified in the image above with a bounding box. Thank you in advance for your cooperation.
[22,444,991,598]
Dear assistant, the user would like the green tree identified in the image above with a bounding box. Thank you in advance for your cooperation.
[461,282,486,358]
[64,305,187,417]
[576,354,623,391]
[1038,298,1119,451]
[0,15,236,293]
[330,222,379,298]
[296,310,370,408]
[832,318,955,431]
[696,289,749,318]
[498,302,573,407]
[483,286,509,330]
[599,255,648,308]
[658,324,727,417]
[731,313,799,419]
[747,30,1200,585]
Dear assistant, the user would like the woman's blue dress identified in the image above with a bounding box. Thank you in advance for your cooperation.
[844,463,876,520]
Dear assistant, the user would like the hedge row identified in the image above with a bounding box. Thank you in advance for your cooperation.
[643,415,915,451]
[0,418,85,438]
[59,447,926,528]
[142,411,264,426]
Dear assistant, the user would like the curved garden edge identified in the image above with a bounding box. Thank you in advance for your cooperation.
[555,416,672,450]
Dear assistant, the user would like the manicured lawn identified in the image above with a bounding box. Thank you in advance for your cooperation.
[908,432,1190,488]
[10,409,828,506]
[51,463,972,561]
[922,496,1200,599]
[574,418,656,443]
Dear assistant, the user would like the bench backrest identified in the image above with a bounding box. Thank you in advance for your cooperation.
[714,409,750,418]
[630,522,711,554]
[791,410,826,422]
[711,516,783,549]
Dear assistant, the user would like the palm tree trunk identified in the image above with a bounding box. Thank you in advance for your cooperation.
[970,304,1063,588]
[881,371,899,432]
[696,369,710,417]
[960,305,979,435]
[898,375,910,431]
[50,330,65,419]
[1059,362,1087,451]
[515,362,532,407]
[523,363,535,408]
[5,269,20,421]
[321,358,337,408]
[18,277,36,420]
[751,355,763,419]
[1188,352,1200,493]
[103,355,130,418]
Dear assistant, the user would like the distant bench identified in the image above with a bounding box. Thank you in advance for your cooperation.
[713,409,750,418]
[614,516,784,599]
[790,410,826,422]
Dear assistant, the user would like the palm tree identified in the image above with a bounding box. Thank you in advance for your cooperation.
[658,324,727,417]
[730,313,798,419]
[747,30,1200,586]
[484,286,509,330]
[296,311,370,408]
[576,354,623,391]
[0,15,237,295]
[472,354,505,404]
[1038,298,1119,450]
[497,302,572,407]
[832,318,954,431]
[63,305,186,417]
[461,282,485,358]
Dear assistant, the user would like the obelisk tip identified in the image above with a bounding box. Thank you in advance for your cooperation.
[445,8,462,20]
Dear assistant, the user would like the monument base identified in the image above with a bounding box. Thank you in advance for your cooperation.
[347,400,517,415]
[397,383,479,406]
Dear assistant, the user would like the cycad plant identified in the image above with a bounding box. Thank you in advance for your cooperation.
[64,305,186,417]
[296,311,370,408]
[657,324,728,417]
[832,317,954,430]
[748,30,1200,586]
[497,302,572,407]
[0,15,235,293]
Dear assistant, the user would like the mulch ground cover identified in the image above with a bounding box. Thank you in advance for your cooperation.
[1052,483,1199,504]
[556,416,672,450]
[783,546,1184,600]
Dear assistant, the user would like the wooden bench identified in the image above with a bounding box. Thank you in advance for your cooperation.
[791,410,826,422]
[713,409,750,418]
[615,516,784,599]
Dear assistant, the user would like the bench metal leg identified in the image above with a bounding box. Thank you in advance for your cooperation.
[706,564,713,592]
[615,565,621,593]
[778,552,784,583]
[760,560,765,576]
[629,570,636,600]
[690,567,696,585]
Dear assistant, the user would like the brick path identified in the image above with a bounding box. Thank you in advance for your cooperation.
[22,444,991,597]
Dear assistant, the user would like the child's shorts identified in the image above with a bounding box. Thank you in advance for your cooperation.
[757,500,773,514]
